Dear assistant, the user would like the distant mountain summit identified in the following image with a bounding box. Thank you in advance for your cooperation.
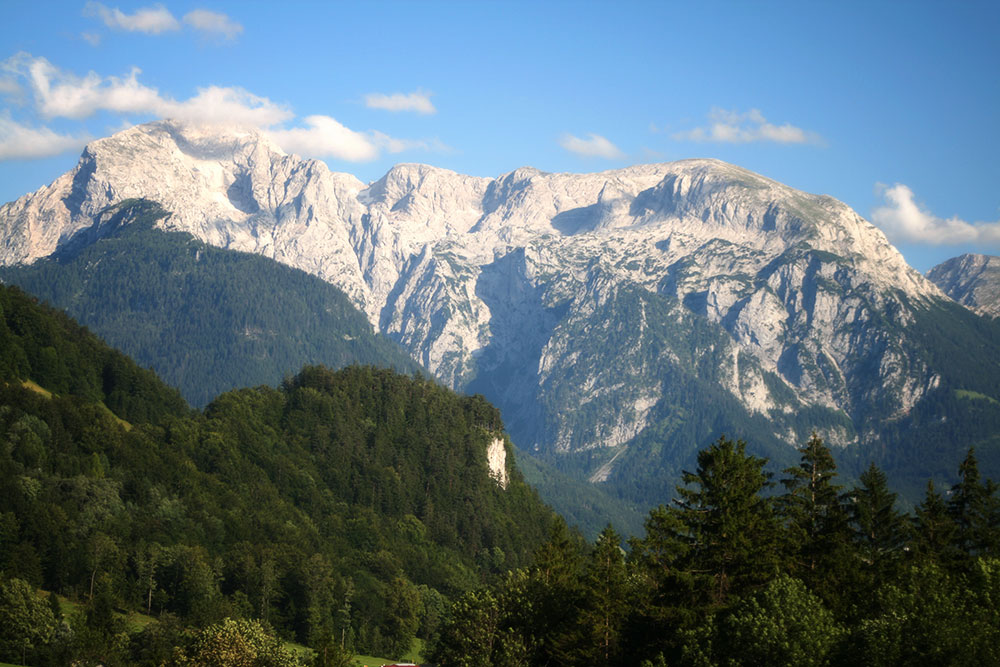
[0,198,421,407]
[927,253,1000,317]
[3,119,999,507]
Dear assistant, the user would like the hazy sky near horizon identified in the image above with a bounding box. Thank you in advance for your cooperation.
[1,1,998,271]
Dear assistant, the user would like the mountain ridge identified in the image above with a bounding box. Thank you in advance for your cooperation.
[2,119,996,510]
[927,253,1000,317]
[0,197,422,407]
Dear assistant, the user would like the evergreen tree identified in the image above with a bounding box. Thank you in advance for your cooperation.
[778,433,851,604]
[523,520,586,666]
[910,480,958,567]
[847,463,907,591]
[671,436,780,606]
[948,448,1000,562]
[576,525,629,665]
[47,590,62,623]
[625,505,693,663]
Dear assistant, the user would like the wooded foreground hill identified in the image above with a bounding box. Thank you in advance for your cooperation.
[0,284,553,665]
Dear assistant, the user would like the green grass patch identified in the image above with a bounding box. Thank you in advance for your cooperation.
[125,609,157,632]
[403,637,424,662]
[21,379,52,398]
[54,594,78,619]
[352,636,424,666]
[97,401,133,431]
[282,640,314,662]
[956,389,1000,404]
[14,381,130,434]
[352,653,393,667]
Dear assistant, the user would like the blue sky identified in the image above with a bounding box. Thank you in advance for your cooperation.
[1,1,998,271]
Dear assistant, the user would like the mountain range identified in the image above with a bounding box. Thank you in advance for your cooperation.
[2,119,999,510]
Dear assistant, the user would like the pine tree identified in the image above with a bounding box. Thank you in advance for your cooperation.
[948,448,1000,562]
[847,463,907,588]
[911,480,958,567]
[779,433,851,602]
[671,436,780,606]
[625,505,693,663]
[525,519,586,665]
[576,525,629,665]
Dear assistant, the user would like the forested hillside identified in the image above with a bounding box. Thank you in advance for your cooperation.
[0,284,554,665]
[430,435,1000,666]
[0,283,189,424]
[0,199,421,407]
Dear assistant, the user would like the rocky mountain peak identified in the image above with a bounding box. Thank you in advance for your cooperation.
[927,253,1000,317]
[0,121,967,491]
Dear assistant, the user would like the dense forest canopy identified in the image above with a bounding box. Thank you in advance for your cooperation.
[430,435,1000,667]
[0,284,553,665]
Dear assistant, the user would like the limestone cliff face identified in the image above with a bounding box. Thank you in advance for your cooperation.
[0,121,373,313]
[928,254,1000,317]
[0,120,957,485]
[487,437,509,490]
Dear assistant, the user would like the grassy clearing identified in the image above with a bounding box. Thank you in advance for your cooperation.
[281,640,314,663]
[21,379,52,398]
[404,637,424,662]
[352,637,424,666]
[99,401,133,430]
[125,609,158,632]
[956,389,1000,404]
[18,379,131,430]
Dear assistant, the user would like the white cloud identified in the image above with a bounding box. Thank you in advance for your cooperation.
[5,54,290,126]
[268,115,379,162]
[871,183,1000,245]
[673,108,819,145]
[161,86,292,127]
[81,32,102,46]
[25,59,164,118]
[0,114,90,160]
[364,90,436,114]
[183,9,243,40]
[559,133,625,159]
[639,146,665,161]
[0,54,435,164]
[268,119,446,162]
[84,2,180,34]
